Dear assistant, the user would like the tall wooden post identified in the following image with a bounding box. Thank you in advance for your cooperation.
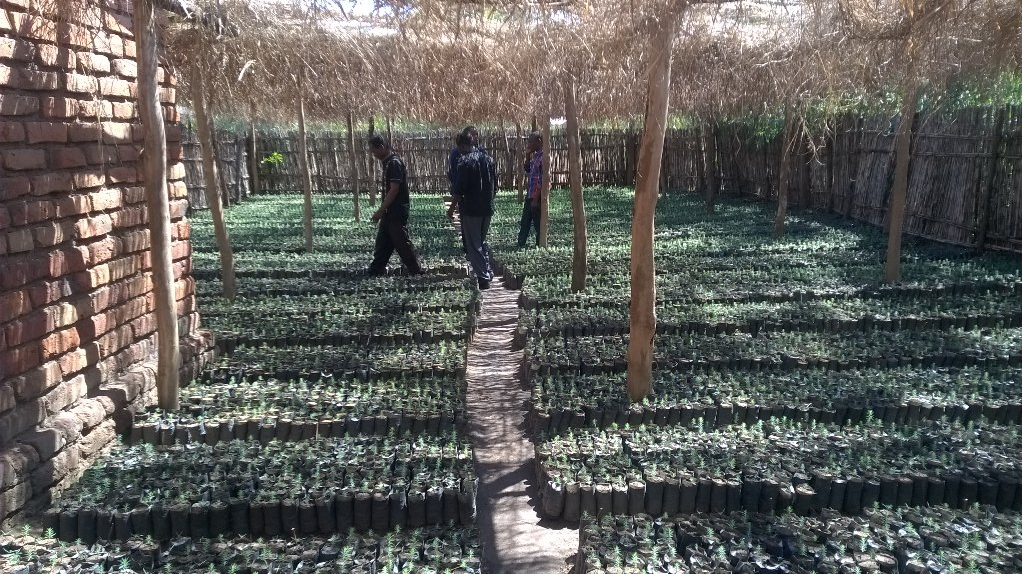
[773,104,795,238]
[975,107,1006,248]
[135,0,179,410]
[297,73,314,252]
[515,120,525,201]
[703,120,719,212]
[192,65,237,299]
[539,114,552,247]
[386,116,394,148]
[368,115,378,205]
[628,13,677,402]
[347,110,361,222]
[563,75,588,292]
[884,81,920,283]
[249,101,259,196]
[500,117,513,192]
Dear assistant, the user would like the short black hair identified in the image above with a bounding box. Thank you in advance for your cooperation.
[529,131,543,143]
[461,125,478,136]
[456,133,473,147]
[369,135,389,149]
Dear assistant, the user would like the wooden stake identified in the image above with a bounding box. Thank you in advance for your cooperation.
[386,116,394,148]
[703,120,718,212]
[884,81,920,283]
[628,13,677,402]
[368,115,377,205]
[135,0,179,410]
[500,117,512,192]
[539,114,552,247]
[192,65,237,299]
[563,75,588,293]
[773,103,795,238]
[248,101,259,196]
[347,110,361,222]
[515,120,525,202]
[297,73,314,252]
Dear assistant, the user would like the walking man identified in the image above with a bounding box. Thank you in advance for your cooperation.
[368,135,423,276]
[447,133,497,289]
[518,131,543,248]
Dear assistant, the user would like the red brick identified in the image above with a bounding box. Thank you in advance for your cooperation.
[122,229,149,251]
[40,328,80,361]
[167,163,186,180]
[25,122,68,144]
[0,121,24,143]
[0,94,39,116]
[0,37,31,62]
[103,12,131,35]
[15,69,60,91]
[89,188,121,211]
[57,347,87,376]
[107,166,137,184]
[0,205,8,230]
[0,290,29,324]
[9,11,57,43]
[112,58,137,79]
[111,205,146,228]
[33,221,74,247]
[72,264,110,290]
[27,279,71,307]
[160,87,176,104]
[10,361,61,402]
[24,200,55,223]
[169,180,189,199]
[1,343,41,379]
[42,374,86,414]
[77,52,110,73]
[0,10,11,32]
[74,213,113,239]
[117,145,141,162]
[73,169,105,190]
[50,147,87,169]
[123,38,136,59]
[46,246,87,277]
[0,176,31,201]
[108,254,139,281]
[68,122,101,142]
[93,32,124,57]
[122,186,145,204]
[64,72,98,94]
[43,302,77,330]
[57,22,91,49]
[4,311,47,349]
[7,228,33,253]
[54,194,91,217]
[165,124,182,142]
[83,144,119,165]
[2,149,45,170]
[85,236,119,264]
[101,121,131,144]
[0,384,13,413]
[111,101,134,119]
[32,172,74,195]
[35,45,75,70]
[40,97,78,119]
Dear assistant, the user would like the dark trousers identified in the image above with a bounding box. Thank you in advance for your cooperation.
[461,214,493,281]
[517,200,540,247]
[369,218,422,274]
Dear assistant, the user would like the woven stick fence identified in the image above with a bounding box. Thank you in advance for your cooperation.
[184,106,1022,252]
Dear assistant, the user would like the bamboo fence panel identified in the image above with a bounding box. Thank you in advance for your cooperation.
[987,105,1022,251]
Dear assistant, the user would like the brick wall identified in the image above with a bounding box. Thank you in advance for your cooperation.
[0,0,212,525]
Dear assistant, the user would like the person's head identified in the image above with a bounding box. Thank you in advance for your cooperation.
[455,132,473,154]
[527,131,543,153]
[462,125,479,145]
[369,135,391,160]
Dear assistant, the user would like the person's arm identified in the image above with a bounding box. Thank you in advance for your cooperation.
[447,160,466,218]
[372,181,402,221]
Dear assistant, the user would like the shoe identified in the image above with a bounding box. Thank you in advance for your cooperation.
[478,278,491,290]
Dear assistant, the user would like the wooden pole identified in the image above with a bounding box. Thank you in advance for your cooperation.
[368,115,377,205]
[386,116,394,148]
[248,101,259,196]
[975,107,1006,248]
[773,103,795,238]
[703,120,719,212]
[500,117,513,192]
[563,74,588,293]
[192,65,237,299]
[135,0,179,410]
[884,81,920,283]
[297,73,314,252]
[628,13,677,402]
[539,114,552,247]
[515,120,525,202]
[347,110,361,222]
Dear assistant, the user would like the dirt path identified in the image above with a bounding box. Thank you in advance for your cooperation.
[466,282,577,574]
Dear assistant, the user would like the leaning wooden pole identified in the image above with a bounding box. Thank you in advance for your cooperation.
[628,13,677,402]
[297,74,314,252]
[347,110,361,222]
[563,75,588,293]
[773,104,796,239]
[193,65,237,299]
[135,0,179,410]
[539,114,552,247]
[515,121,525,201]
[248,101,259,196]
[883,81,919,284]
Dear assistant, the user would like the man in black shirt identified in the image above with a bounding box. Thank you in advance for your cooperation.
[368,135,423,276]
[447,133,497,289]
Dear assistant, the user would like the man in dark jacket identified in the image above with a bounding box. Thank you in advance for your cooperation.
[368,135,423,276]
[447,133,497,289]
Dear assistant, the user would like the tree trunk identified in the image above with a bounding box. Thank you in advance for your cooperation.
[192,65,237,299]
[515,120,525,201]
[773,104,795,239]
[628,14,677,402]
[347,110,361,222]
[539,115,552,247]
[563,75,588,293]
[135,0,179,410]
[695,125,706,195]
[975,107,1006,248]
[248,102,259,196]
[884,82,920,284]
[297,75,314,252]
[703,120,719,212]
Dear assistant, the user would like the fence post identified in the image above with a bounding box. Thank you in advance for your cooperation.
[975,107,1006,249]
